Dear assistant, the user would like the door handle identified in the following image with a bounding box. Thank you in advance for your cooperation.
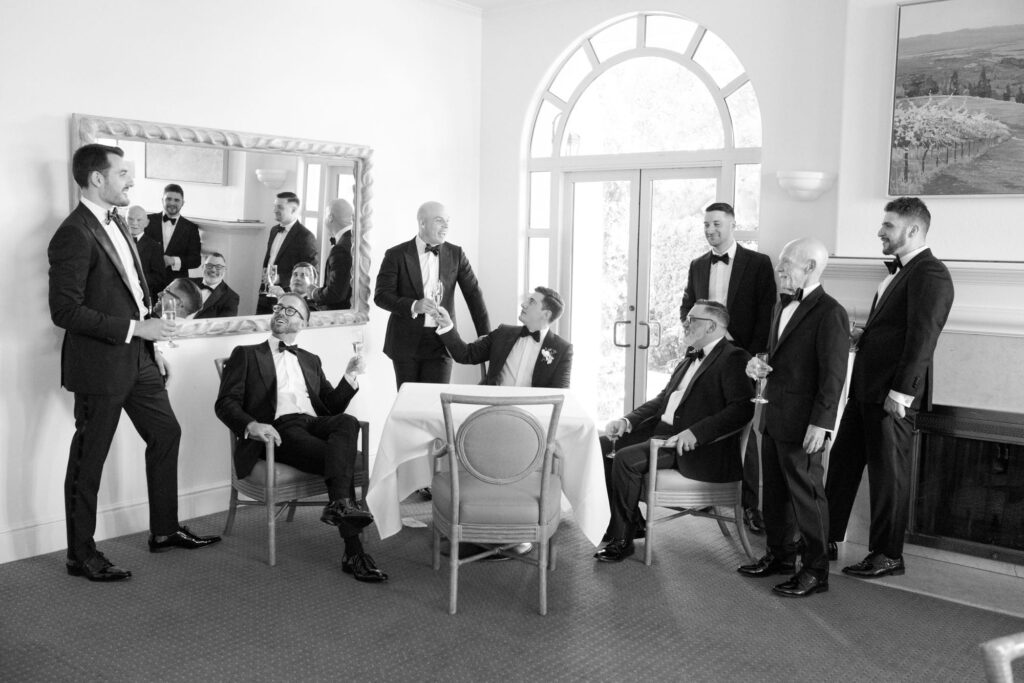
[613,320,631,347]
[637,322,651,349]
[649,321,662,348]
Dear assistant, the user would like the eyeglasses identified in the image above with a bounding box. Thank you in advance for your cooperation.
[204,264,226,272]
[272,304,303,319]
[683,315,715,326]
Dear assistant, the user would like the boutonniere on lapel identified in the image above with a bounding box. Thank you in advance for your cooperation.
[540,348,555,365]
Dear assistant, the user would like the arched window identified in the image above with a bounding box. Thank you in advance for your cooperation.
[524,12,764,417]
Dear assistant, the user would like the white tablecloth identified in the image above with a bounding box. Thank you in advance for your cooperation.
[366,383,610,545]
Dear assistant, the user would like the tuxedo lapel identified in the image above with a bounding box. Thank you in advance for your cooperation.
[254,343,278,403]
[678,341,725,407]
[403,239,425,299]
[867,250,928,325]
[694,254,712,298]
[531,333,558,386]
[774,288,823,352]
[201,283,225,313]
[82,208,140,305]
[296,349,320,402]
[726,246,749,309]
[768,302,784,354]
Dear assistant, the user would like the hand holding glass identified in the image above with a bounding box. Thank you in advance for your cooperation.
[751,352,769,404]
[266,265,279,297]
[161,295,179,348]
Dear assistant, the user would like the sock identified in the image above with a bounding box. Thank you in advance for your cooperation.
[341,530,363,557]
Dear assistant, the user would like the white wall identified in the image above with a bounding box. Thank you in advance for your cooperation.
[0,0,483,562]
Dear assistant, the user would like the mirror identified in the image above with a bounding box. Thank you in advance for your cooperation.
[70,113,373,337]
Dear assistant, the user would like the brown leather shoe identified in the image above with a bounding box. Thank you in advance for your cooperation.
[66,552,132,581]
[842,552,905,578]
[737,553,796,577]
[773,571,828,597]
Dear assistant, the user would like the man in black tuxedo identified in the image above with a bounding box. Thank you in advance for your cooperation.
[126,204,167,293]
[737,239,849,598]
[595,300,754,562]
[190,253,239,319]
[48,144,220,582]
[374,201,490,388]
[214,294,386,582]
[257,191,319,314]
[145,183,202,281]
[679,202,776,534]
[433,286,573,389]
[309,198,354,310]
[826,197,954,579]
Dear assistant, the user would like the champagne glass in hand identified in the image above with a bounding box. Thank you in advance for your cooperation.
[848,307,861,350]
[751,352,769,404]
[266,265,279,297]
[431,280,444,307]
[161,295,179,348]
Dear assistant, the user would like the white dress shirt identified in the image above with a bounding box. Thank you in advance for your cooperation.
[708,241,737,305]
[161,214,182,271]
[659,337,724,425]
[81,197,146,341]
[267,219,298,269]
[499,328,548,387]
[777,282,820,340]
[414,235,440,328]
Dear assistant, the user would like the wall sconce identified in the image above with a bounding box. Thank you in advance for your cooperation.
[255,168,287,189]
[776,171,835,201]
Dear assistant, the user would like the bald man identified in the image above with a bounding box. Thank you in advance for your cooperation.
[308,198,354,310]
[126,205,168,292]
[374,201,490,388]
[737,239,849,597]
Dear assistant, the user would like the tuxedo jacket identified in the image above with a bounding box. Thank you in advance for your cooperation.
[261,221,318,291]
[761,287,850,443]
[852,249,954,410]
[189,277,240,319]
[134,232,168,293]
[625,340,754,482]
[214,341,358,478]
[145,213,202,280]
[440,324,573,388]
[48,202,154,395]
[309,230,352,310]
[679,244,776,354]
[374,238,490,359]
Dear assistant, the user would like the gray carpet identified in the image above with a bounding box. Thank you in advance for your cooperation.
[2,499,1022,682]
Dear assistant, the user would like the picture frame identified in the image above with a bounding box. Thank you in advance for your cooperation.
[145,142,228,185]
[889,0,1024,196]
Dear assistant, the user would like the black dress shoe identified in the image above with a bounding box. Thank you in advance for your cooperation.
[148,526,222,553]
[594,538,635,563]
[773,571,829,597]
[737,553,796,577]
[601,522,646,544]
[342,552,389,582]
[842,552,905,578]
[827,542,838,562]
[417,487,433,501]
[743,508,765,534]
[66,551,132,581]
[321,499,374,529]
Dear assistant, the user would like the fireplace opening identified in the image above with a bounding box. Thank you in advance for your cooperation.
[910,405,1024,565]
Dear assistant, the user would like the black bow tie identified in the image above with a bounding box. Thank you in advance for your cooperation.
[278,341,299,355]
[710,252,730,265]
[330,237,337,246]
[519,327,541,342]
[779,288,804,306]
[684,347,705,361]
[424,244,440,256]
[105,208,119,225]
[198,283,214,292]
[885,256,903,275]
[163,214,177,226]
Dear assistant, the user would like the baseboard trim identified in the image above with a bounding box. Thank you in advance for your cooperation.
[0,483,231,565]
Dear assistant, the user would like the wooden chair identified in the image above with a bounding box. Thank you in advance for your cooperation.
[642,425,755,566]
[431,393,564,615]
[981,632,1024,682]
[214,358,370,566]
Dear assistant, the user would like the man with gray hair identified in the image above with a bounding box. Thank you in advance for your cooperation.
[737,239,848,597]
[126,205,167,292]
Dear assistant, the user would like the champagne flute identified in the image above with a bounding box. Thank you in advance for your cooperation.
[266,265,279,297]
[848,307,860,351]
[352,327,364,355]
[161,295,179,348]
[431,280,444,307]
[751,352,769,404]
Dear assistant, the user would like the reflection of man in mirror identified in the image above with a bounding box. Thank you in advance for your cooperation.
[270,261,317,303]
[145,183,202,282]
[191,252,240,319]
[257,191,318,314]
[158,277,203,319]
[127,204,168,292]
[375,201,490,388]
[48,143,221,582]
[308,198,353,310]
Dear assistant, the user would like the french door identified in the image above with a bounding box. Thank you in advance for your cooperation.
[562,168,719,422]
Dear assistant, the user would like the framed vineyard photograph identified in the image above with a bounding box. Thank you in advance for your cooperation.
[889,0,1024,196]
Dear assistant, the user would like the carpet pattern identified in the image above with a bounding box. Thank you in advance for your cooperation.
[2,499,1022,682]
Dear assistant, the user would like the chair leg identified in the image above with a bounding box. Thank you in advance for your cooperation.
[549,539,557,572]
[645,521,654,566]
[432,526,442,571]
[449,538,459,615]
[539,539,548,616]
[715,506,732,538]
[285,500,298,522]
[223,487,239,535]
[735,500,755,560]
[267,499,277,567]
